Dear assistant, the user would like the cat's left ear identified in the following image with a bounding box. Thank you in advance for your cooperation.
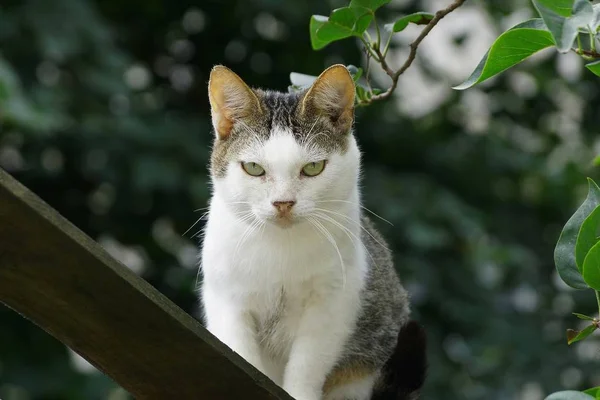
[300,64,355,133]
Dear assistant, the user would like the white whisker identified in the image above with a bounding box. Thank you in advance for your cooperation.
[313,211,378,270]
[308,216,346,288]
[314,207,390,252]
[316,199,393,226]
[183,212,210,237]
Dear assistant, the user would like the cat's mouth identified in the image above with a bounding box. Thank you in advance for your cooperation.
[272,214,296,228]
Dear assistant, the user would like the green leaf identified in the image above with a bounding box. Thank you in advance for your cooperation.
[534,0,577,17]
[356,85,370,102]
[309,7,373,50]
[573,312,595,321]
[567,324,598,345]
[329,7,373,34]
[583,387,600,398]
[576,206,600,271]
[545,391,596,400]
[583,241,600,290]
[349,0,390,12]
[384,12,435,33]
[532,0,594,53]
[453,19,554,90]
[586,60,600,77]
[310,16,330,50]
[594,155,600,167]
[554,178,600,289]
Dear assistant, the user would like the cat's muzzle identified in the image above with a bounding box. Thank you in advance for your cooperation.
[272,200,296,227]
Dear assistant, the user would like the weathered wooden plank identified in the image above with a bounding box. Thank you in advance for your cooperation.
[0,168,292,399]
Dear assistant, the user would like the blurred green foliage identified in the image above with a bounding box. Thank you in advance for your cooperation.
[1,0,600,399]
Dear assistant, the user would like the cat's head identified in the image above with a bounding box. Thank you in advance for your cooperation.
[207,64,360,228]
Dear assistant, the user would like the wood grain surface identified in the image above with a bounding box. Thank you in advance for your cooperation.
[0,167,292,399]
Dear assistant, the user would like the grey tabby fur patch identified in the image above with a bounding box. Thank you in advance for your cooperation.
[328,216,409,376]
[211,89,350,178]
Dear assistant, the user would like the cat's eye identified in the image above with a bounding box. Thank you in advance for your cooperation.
[241,162,265,176]
[301,160,326,177]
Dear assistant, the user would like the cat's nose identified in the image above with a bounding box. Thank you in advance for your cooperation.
[272,200,296,214]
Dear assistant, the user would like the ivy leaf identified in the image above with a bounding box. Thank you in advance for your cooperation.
[453,19,554,90]
[573,312,595,321]
[583,240,600,290]
[554,178,600,289]
[532,0,594,53]
[545,391,596,400]
[586,60,600,77]
[309,7,373,50]
[384,12,435,33]
[576,206,600,272]
[567,325,598,345]
[349,0,390,12]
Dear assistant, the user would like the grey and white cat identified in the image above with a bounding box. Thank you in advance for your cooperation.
[199,64,424,400]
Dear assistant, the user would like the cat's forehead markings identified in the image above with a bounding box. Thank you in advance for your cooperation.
[210,89,350,179]
[263,127,302,166]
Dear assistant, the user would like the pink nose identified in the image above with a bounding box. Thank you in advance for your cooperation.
[272,200,296,214]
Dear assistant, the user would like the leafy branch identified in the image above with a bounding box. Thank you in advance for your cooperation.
[368,0,467,103]
[289,0,467,106]
[291,0,600,104]
[455,0,600,90]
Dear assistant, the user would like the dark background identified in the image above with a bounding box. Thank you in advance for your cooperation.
[1,0,599,399]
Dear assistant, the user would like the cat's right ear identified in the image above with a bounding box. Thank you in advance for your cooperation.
[208,65,262,140]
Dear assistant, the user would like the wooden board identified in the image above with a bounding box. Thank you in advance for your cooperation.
[0,168,292,399]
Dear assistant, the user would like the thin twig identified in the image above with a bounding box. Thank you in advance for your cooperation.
[576,48,600,59]
[365,51,373,92]
[360,37,381,62]
[365,0,467,103]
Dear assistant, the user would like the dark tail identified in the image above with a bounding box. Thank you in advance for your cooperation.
[371,320,427,400]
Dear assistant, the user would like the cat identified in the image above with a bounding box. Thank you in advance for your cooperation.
[199,64,425,400]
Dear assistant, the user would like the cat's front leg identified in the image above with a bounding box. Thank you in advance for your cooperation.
[283,288,359,400]
[202,286,267,376]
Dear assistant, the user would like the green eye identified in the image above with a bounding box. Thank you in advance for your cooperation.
[241,162,265,176]
[301,160,326,177]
